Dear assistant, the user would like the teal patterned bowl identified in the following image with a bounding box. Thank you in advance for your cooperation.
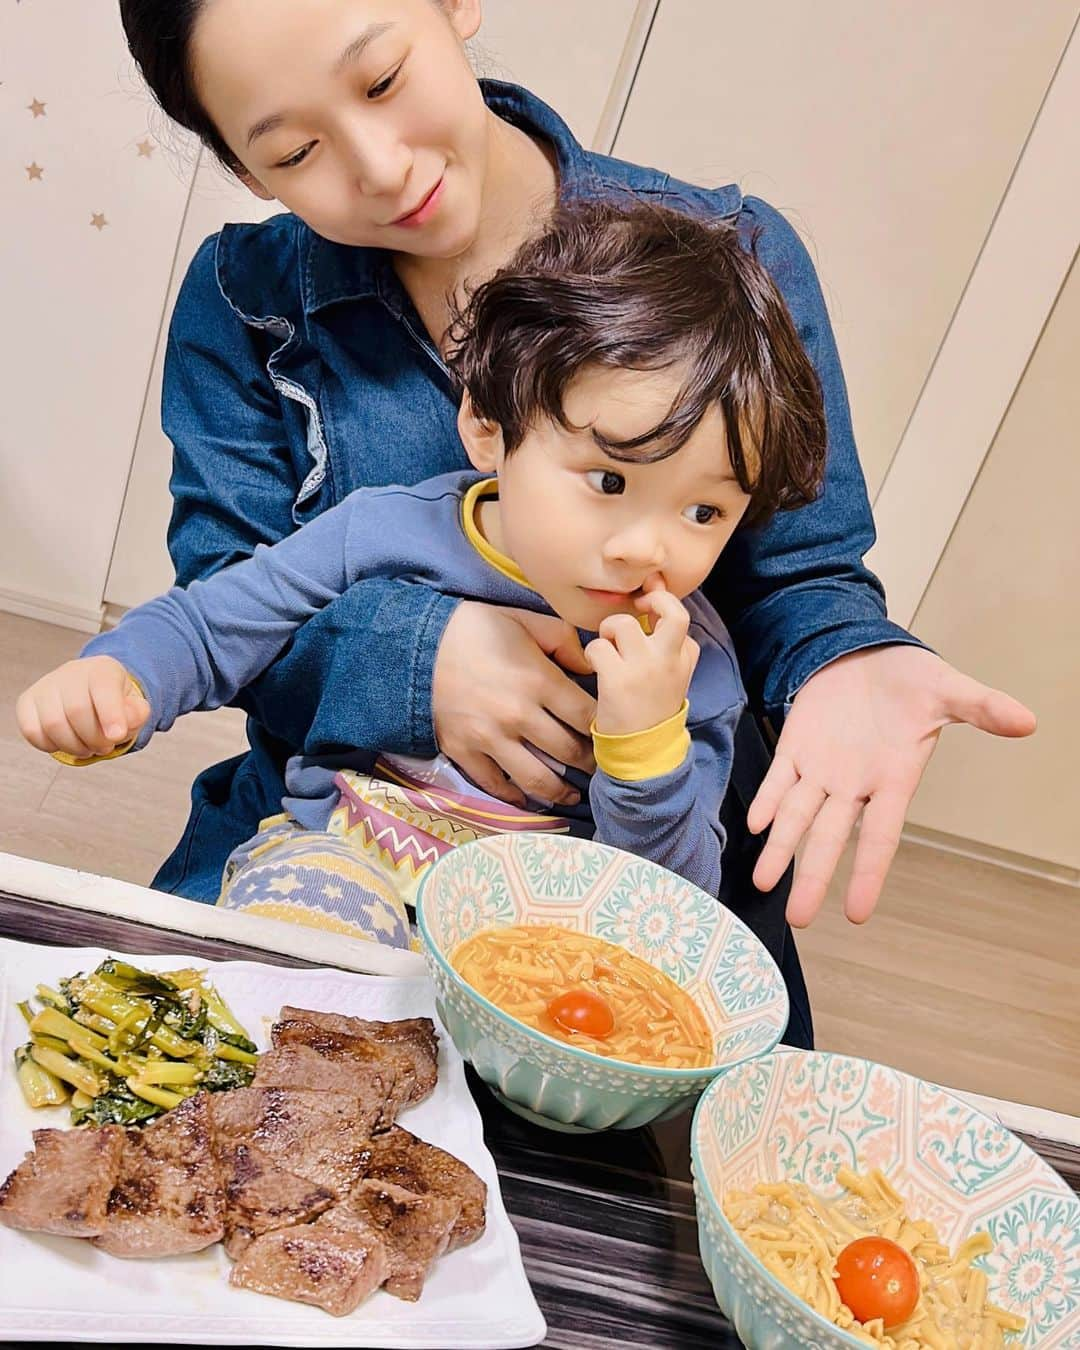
[692,1050,1080,1348]
[416,833,789,1132]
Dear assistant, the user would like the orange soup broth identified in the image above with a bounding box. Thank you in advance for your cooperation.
[450,923,714,1068]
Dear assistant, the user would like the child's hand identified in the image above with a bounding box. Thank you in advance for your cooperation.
[15,656,149,760]
[586,581,700,736]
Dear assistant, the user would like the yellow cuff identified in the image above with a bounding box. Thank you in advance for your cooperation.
[592,700,691,782]
[51,674,145,768]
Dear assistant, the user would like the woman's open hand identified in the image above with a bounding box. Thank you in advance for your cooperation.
[748,646,1036,925]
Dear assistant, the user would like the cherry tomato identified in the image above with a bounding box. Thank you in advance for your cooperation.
[546,989,615,1039]
[834,1236,920,1328]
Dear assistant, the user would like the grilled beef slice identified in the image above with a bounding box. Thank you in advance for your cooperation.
[215,1140,337,1259]
[319,1178,461,1301]
[230,1224,389,1316]
[356,1127,486,1250]
[209,1085,378,1196]
[0,1124,124,1237]
[253,1042,410,1130]
[92,1092,224,1257]
[277,1007,439,1104]
[279,1008,438,1058]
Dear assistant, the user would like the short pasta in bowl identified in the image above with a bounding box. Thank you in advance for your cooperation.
[416,833,789,1132]
[691,1050,1080,1349]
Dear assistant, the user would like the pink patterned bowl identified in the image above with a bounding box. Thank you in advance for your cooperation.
[692,1050,1080,1349]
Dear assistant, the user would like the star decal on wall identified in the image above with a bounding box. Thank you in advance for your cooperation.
[25,162,43,181]
[27,98,46,117]
[136,138,155,158]
[90,212,108,231]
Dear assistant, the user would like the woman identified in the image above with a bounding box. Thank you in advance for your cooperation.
[112,0,1033,1045]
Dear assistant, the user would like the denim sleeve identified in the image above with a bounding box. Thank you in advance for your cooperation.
[706,198,926,723]
[164,237,456,758]
[587,702,739,896]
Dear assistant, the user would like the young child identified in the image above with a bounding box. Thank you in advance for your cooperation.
[17,200,826,947]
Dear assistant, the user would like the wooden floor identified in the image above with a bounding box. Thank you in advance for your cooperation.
[2,611,1077,1115]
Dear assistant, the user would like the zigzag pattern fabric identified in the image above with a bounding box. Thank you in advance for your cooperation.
[217,755,568,946]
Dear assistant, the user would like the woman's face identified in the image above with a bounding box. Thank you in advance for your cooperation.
[191,0,490,254]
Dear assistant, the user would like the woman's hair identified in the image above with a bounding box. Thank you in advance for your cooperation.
[448,199,828,525]
[119,0,242,170]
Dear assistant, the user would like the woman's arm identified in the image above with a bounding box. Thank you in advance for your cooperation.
[709,197,923,719]
[163,236,459,759]
[708,201,1035,921]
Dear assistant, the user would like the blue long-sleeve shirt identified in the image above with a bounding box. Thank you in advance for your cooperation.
[85,472,744,897]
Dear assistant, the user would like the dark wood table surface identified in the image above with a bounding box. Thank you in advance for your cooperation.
[2,890,1077,1349]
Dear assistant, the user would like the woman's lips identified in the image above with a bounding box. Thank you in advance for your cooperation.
[391,175,445,228]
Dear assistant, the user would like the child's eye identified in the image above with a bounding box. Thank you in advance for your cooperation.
[368,63,403,99]
[586,470,626,496]
[277,143,315,170]
[684,504,724,525]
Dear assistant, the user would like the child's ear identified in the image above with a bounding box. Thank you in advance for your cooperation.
[457,392,504,472]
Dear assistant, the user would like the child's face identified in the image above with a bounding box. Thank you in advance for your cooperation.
[191,0,490,255]
[466,365,753,632]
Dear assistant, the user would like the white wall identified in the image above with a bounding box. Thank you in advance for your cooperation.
[0,2,193,630]
[906,253,1080,869]
[612,0,1079,493]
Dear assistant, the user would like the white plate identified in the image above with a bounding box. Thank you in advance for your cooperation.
[0,938,547,1348]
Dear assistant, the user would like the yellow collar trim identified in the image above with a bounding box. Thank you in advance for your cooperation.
[461,478,531,590]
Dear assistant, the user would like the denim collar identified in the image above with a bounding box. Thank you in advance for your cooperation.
[300,80,604,316]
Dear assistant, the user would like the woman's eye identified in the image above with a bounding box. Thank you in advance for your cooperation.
[277,143,314,170]
[586,470,626,496]
[368,63,402,99]
[684,504,723,525]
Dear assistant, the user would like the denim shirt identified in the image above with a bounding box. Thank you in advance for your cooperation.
[150,79,920,903]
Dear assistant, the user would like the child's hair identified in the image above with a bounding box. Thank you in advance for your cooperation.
[448,199,828,525]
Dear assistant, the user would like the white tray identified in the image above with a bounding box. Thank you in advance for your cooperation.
[0,938,546,1348]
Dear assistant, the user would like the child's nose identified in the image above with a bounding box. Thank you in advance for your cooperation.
[604,526,666,570]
